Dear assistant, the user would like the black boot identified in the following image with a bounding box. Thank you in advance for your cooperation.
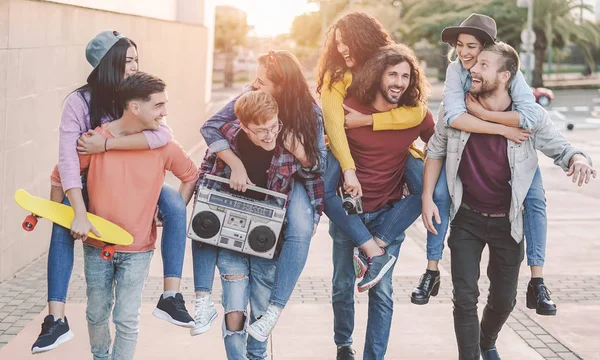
[410,270,441,305]
[526,279,557,316]
[336,346,356,360]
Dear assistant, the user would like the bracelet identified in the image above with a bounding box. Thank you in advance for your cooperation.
[104,138,108,152]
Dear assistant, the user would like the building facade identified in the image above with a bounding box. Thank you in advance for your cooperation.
[0,0,215,280]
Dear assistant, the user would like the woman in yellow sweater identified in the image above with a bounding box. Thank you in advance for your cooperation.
[316,13,450,296]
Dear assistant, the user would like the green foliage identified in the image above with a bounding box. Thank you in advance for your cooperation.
[214,6,253,53]
[290,12,322,47]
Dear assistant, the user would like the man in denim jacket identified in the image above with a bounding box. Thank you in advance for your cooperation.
[423,42,595,360]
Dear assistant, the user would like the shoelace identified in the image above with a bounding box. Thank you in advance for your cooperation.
[537,285,553,300]
[173,296,189,312]
[254,308,279,333]
[194,298,213,322]
[39,319,58,336]
[419,274,432,289]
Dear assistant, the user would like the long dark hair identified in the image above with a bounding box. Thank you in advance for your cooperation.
[257,51,321,168]
[316,12,392,95]
[76,37,137,129]
[350,44,430,107]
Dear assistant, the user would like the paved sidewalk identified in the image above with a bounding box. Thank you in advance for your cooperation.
[1,104,599,358]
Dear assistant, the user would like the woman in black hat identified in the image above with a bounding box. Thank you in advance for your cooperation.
[424,13,556,316]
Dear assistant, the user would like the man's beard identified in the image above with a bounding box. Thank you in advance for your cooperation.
[470,76,500,98]
[379,84,405,105]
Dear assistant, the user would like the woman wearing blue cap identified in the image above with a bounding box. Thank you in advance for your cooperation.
[31,30,194,354]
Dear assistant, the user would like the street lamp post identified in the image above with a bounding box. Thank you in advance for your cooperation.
[518,0,535,85]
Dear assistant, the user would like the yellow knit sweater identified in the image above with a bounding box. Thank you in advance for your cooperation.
[321,71,427,171]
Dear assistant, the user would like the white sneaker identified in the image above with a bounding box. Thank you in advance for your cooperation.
[247,304,282,342]
[189,295,217,336]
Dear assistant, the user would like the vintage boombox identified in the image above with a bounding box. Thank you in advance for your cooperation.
[187,174,288,259]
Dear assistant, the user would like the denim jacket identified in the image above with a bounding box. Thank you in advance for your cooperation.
[198,121,325,224]
[200,86,328,175]
[428,104,592,242]
[443,60,538,130]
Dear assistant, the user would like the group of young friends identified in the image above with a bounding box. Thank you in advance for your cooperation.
[28,11,596,360]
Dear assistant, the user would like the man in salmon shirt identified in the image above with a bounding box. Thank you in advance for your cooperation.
[326,43,440,360]
[51,72,198,359]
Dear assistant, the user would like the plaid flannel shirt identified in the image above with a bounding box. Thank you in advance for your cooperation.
[197,120,324,224]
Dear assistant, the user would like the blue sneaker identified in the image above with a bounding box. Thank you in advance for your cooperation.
[357,249,396,292]
[31,315,74,354]
[353,248,368,278]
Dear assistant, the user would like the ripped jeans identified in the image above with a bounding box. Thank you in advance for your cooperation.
[216,248,277,360]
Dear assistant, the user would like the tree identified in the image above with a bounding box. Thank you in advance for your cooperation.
[214,6,253,87]
[386,0,600,86]
[290,12,322,47]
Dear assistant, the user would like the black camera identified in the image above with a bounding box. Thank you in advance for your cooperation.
[338,185,364,215]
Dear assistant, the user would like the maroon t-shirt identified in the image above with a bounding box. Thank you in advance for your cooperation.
[344,97,435,213]
[457,105,512,214]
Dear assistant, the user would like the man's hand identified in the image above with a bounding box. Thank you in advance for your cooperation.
[343,169,363,199]
[77,130,106,155]
[154,206,163,227]
[567,155,596,186]
[465,93,488,119]
[70,213,100,241]
[342,104,372,129]
[230,163,254,192]
[312,223,317,237]
[421,197,440,235]
[500,127,531,144]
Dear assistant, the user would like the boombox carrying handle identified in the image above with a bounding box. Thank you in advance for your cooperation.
[205,174,289,200]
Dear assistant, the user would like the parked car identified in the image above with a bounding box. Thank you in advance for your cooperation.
[533,87,554,107]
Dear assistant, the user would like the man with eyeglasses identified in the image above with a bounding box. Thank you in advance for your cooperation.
[193,90,324,358]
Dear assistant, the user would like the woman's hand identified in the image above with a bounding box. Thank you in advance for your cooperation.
[77,130,106,155]
[343,169,362,199]
[500,127,531,144]
[343,104,373,129]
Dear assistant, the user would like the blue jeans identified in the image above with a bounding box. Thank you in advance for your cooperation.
[217,248,276,360]
[330,206,406,360]
[83,245,153,360]
[402,155,452,260]
[323,152,425,245]
[192,180,313,309]
[523,167,547,267]
[47,183,186,303]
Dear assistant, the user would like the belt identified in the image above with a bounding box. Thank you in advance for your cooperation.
[460,203,507,218]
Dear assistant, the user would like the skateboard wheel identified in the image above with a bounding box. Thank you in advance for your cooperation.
[100,245,115,261]
[22,215,38,231]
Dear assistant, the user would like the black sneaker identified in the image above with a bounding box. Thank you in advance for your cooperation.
[357,249,396,292]
[31,315,74,354]
[337,346,356,360]
[152,293,195,328]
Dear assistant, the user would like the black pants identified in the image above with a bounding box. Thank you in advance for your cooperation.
[448,207,524,360]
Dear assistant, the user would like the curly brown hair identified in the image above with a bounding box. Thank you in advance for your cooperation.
[316,12,392,95]
[349,43,430,107]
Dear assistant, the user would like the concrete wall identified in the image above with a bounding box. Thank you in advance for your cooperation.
[0,0,214,280]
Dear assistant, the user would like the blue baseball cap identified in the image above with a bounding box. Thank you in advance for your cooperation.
[85,30,125,69]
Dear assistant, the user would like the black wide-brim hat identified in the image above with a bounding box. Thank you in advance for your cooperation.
[441,13,497,46]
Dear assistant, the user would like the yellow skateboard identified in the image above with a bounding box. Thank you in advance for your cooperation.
[14,189,133,260]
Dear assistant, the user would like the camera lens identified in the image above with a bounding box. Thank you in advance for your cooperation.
[342,201,354,211]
